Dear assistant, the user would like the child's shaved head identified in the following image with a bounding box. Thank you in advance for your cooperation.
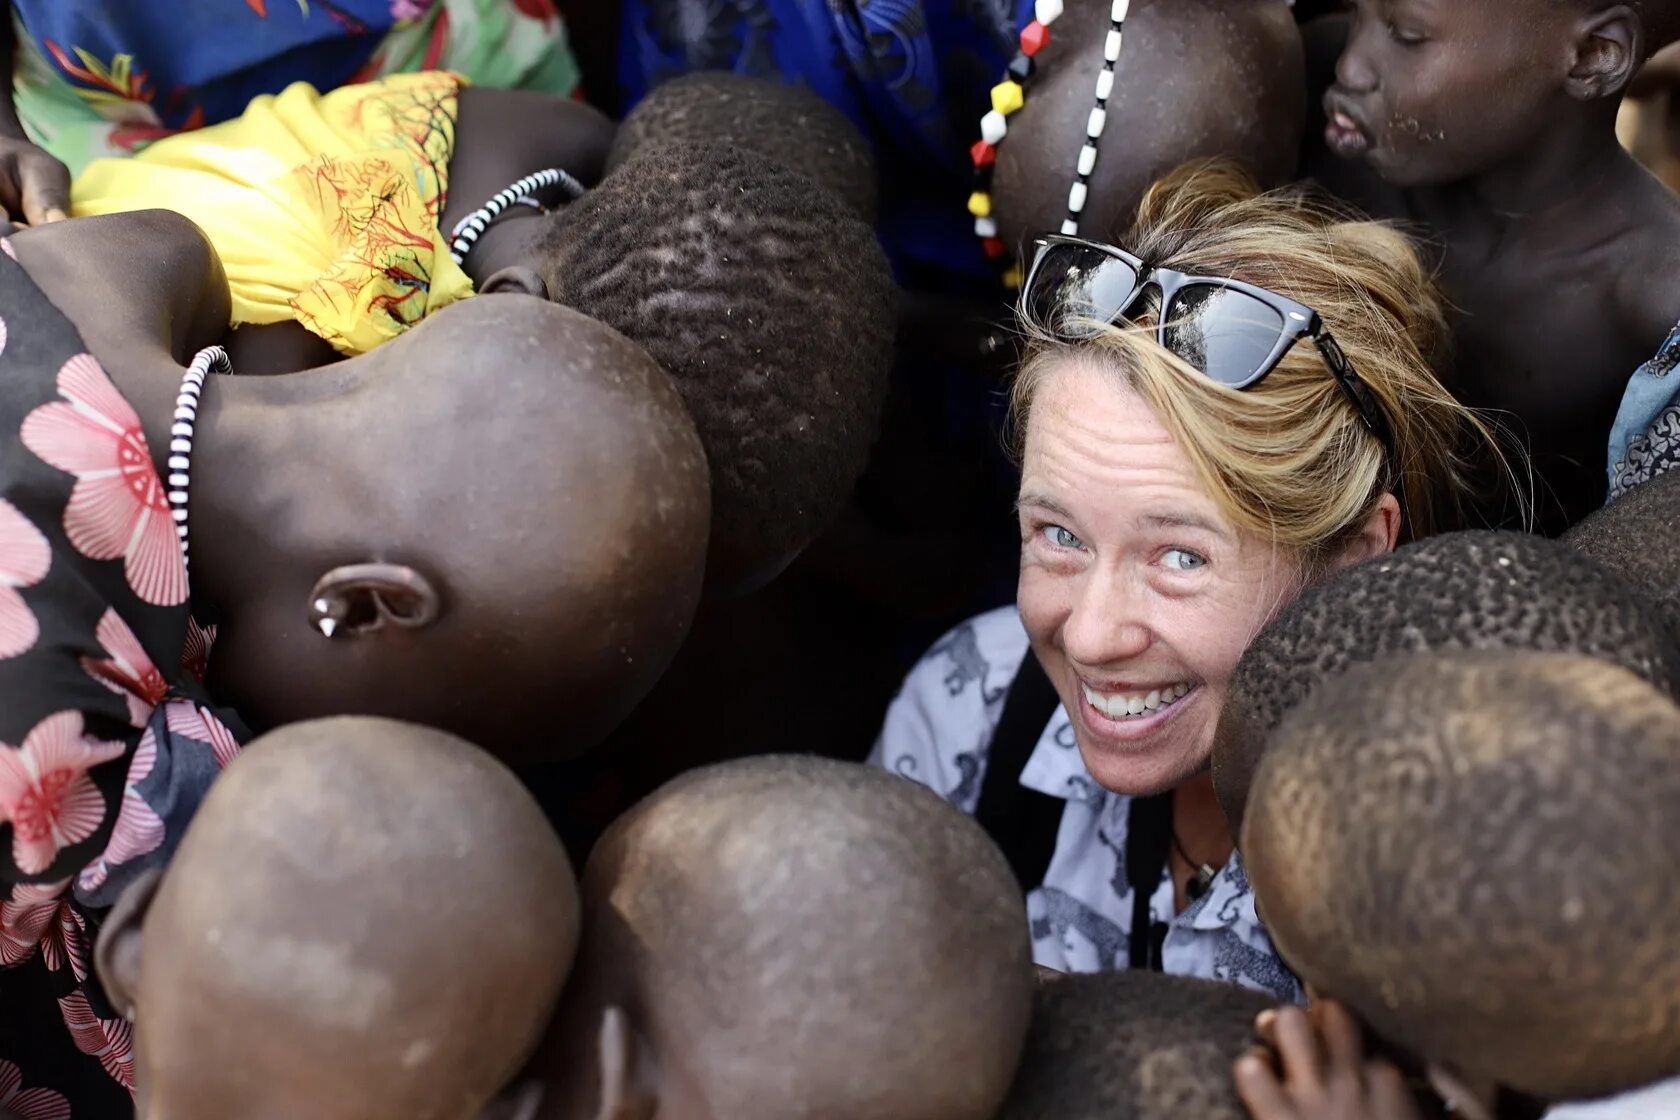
[1213,531,1680,832]
[98,716,578,1120]
[542,142,897,594]
[997,971,1275,1120]
[1564,470,1680,635]
[1244,651,1680,1102]
[535,755,1034,1120]
[607,72,879,221]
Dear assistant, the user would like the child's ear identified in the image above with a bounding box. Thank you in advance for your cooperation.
[307,563,441,640]
[1567,5,1644,100]
[591,1007,657,1120]
[93,867,164,1021]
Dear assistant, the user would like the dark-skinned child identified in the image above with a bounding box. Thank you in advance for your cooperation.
[1236,651,1680,1120]
[1211,529,1680,836]
[95,715,580,1120]
[1309,0,1680,533]
[1563,466,1680,634]
[515,755,1036,1120]
[0,208,708,1113]
[996,970,1284,1120]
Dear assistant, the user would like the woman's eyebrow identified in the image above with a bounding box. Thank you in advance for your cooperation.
[1139,511,1225,536]
[1015,492,1074,518]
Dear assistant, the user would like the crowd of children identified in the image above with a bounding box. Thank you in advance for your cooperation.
[0,1,1677,1118]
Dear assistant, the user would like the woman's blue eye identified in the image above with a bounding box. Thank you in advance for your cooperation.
[1163,548,1207,572]
[1042,525,1084,550]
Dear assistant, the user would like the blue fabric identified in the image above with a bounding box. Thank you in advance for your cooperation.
[13,0,396,131]
[1607,318,1680,502]
[615,0,1041,291]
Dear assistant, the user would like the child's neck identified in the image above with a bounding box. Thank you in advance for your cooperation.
[1409,107,1632,246]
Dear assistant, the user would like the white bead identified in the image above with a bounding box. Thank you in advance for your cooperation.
[974,217,998,238]
[170,439,191,453]
[1095,68,1114,102]
[1087,107,1107,138]
[171,422,194,438]
[1106,28,1123,62]
[168,473,189,488]
[168,490,189,505]
[1112,0,1130,20]
[1078,144,1099,176]
[171,508,189,523]
[167,455,189,471]
[1068,182,1088,214]
[1061,218,1080,236]
[981,110,1008,144]
[1035,0,1064,23]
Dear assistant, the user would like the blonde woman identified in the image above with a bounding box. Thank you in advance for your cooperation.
[870,162,1510,1000]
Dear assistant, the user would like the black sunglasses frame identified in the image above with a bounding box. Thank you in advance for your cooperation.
[1024,235,1394,455]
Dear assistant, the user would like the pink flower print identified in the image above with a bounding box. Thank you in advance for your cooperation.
[0,238,16,260]
[0,878,70,966]
[60,989,135,1089]
[77,725,163,895]
[181,615,217,682]
[81,608,168,726]
[0,498,49,660]
[41,902,88,982]
[167,700,240,768]
[20,352,187,606]
[0,711,126,875]
[391,0,434,17]
[0,1060,71,1120]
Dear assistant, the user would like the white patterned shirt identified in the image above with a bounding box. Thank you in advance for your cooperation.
[870,606,1302,1003]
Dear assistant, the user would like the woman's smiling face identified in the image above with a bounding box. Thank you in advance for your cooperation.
[1016,356,1307,796]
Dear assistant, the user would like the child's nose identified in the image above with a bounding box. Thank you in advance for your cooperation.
[1335,41,1379,95]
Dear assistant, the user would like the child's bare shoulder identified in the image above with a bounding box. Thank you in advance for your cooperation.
[1612,174,1680,351]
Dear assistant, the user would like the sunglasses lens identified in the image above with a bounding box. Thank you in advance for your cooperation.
[1026,244,1141,338]
[1162,284,1287,387]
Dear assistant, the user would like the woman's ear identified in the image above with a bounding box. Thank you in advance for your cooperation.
[94,867,165,1021]
[308,564,441,640]
[1567,5,1643,100]
[1328,492,1401,575]
[591,1007,657,1120]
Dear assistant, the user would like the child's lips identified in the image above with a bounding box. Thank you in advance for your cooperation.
[1325,110,1371,158]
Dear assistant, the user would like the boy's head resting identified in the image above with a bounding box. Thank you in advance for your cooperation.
[203,296,710,762]
[1212,530,1680,833]
[607,72,879,222]
[530,755,1034,1120]
[1325,0,1678,187]
[1564,468,1680,636]
[996,971,1275,1120]
[1243,651,1680,1103]
[992,0,1304,247]
[542,142,897,594]
[95,716,579,1120]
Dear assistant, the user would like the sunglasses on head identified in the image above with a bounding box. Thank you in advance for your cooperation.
[1022,235,1394,454]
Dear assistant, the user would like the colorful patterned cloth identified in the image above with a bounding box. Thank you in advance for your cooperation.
[10,0,578,176]
[73,72,473,356]
[0,240,249,1111]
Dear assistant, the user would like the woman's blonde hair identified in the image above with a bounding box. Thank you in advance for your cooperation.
[1010,160,1521,555]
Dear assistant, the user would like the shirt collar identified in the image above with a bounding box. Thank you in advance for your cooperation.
[1015,705,1107,805]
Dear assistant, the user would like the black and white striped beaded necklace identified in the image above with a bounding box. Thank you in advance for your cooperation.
[168,345,232,573]
[448,167,587,267]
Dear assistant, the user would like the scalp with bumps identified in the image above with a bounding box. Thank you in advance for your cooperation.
[1244,651,1680,1101]
[997,971,1274,1120]
[1564,470,1680,637]
[542,141,897,591]
[1212,531,1680,833]
[608,72,879,222]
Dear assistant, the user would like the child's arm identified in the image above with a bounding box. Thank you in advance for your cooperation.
[0,0,69,226]
[1234,1002,1426,1120]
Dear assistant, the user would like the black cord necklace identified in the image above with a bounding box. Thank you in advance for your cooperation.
[1171,830,1218,902]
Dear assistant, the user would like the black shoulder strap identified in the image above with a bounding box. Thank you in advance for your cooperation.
[1126,791,1173,972]
[973,652,1065,894]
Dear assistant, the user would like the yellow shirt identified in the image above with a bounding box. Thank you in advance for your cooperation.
[72,72,475,356]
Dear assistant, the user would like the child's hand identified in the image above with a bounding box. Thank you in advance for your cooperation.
[1233,1001,1425,1120]
[0,132,68,227]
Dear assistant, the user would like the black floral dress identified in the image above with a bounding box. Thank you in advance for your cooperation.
[0,242,249,1115]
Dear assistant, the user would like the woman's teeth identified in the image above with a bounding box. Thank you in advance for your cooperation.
[1081,682,1192,720]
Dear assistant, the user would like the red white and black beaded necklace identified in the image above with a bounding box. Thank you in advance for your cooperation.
[968,0,1130,287]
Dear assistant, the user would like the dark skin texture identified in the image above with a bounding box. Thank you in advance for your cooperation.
[993,0,1305,248]
[8,210,711,761]
[95,717,578,1120]
[221,85,616,374]
[1305,0,1680,534]
[0,0,71,226]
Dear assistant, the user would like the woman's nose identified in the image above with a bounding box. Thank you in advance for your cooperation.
[1061,575,1152,668]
